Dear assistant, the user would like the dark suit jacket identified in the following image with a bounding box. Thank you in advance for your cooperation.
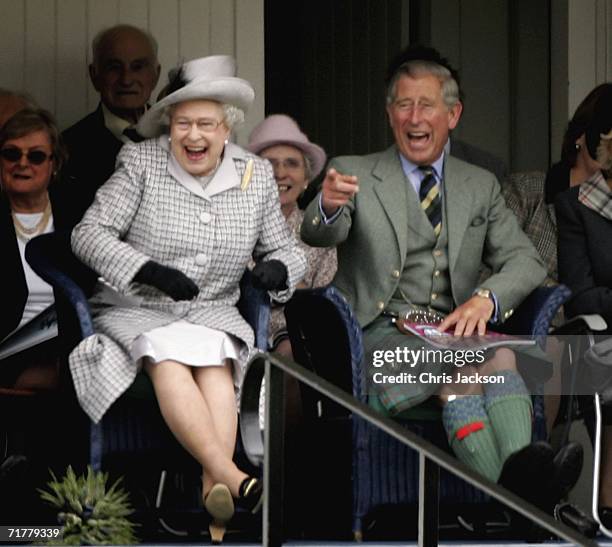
[62,104,124,209]
[1,181,95,341]
[556,186,612,331]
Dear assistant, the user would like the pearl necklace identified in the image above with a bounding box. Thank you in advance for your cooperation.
[12,200,52,242]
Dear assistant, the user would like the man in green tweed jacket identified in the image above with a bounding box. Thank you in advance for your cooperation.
[302,46,579,511]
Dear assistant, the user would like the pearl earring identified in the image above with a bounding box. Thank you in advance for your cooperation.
[168,136,172,143]
[224,138,229,145]
[575,143,581,151]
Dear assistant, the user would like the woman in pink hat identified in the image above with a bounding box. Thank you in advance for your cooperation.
[248,114,337,358]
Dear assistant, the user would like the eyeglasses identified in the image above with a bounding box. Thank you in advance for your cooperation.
[264,157,304,170]
[172,118,224,134]
[0,147,52,165]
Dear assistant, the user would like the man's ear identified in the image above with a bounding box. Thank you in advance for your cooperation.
[88,64,101,92]
[448,100,463,131]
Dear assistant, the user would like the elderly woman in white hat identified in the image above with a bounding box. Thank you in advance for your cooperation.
[69,56,306,542]
[247,115,337,358]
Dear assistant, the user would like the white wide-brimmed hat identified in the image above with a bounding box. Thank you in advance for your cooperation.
[137,55,255,137]
[246,114,327,180]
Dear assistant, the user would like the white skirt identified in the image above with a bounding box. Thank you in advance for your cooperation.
[131,319,241,367]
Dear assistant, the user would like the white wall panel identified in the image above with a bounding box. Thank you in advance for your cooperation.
[86,0,120,110]
[210,0,235,55]
[56,0,88,128]
[149,0,179,101]
[24,0,57,111]
[178,0,211,61]
[235,0,264,144]
[0,0,25,91]
[0,0,264,134]
[118,0,147,28]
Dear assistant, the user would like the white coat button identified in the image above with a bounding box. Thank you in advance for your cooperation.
[200,212,211,223]
[195,254,207,266]
[431,293,438,300]
[392,270,400,278]
[377,301,385,310]
[433,250,442,257]
[434,270,441,277]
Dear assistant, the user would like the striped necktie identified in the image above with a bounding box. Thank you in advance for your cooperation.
[419,165,442,236]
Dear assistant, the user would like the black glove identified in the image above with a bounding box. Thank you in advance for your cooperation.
[251,260,288,291]
[134,261,199,301]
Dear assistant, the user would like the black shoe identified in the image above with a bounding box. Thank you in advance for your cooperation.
[555,502,599,538]
[498,441,555,505]
[548,442,583,502]
[238,477,263,514]
[498,442,556,540]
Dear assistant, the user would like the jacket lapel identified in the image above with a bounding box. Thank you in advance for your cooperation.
[444,156,474,273]
[203,143,244,198]
[372,147,410,259]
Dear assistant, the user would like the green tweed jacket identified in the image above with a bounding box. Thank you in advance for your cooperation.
[301,146,547,328]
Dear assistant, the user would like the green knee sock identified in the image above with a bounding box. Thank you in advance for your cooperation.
[484,370,533,463]
[442,395,502,482]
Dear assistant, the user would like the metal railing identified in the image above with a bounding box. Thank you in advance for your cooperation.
[240,351,597,547]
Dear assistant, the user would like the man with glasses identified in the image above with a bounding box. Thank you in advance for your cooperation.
[62,24,160,210]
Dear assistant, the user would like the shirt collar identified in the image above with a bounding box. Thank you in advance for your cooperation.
[101,103,133,143]
[398,150,445,181]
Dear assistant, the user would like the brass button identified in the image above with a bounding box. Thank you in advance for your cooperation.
[433,250,442,257]
[431,293,438,300]
[434,270,441,277]
[392,270,400,278]
[377,301,385,310]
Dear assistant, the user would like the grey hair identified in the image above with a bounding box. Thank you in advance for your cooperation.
[386,60,460,110]
[91,24,158,69]
[0,88,37,109]
[161,102,245,131]
[597,129,612,171]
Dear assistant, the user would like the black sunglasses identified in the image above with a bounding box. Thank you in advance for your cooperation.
[0,147,51,165]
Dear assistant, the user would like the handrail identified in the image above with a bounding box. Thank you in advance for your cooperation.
[240,351,597,547]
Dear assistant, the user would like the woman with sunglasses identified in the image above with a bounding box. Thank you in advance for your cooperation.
[0,107,82,390]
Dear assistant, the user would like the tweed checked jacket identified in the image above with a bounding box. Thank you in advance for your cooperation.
[301,146,546,328]
[70,138,306,422]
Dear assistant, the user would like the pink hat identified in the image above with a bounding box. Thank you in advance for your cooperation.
[247,114,327,180]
